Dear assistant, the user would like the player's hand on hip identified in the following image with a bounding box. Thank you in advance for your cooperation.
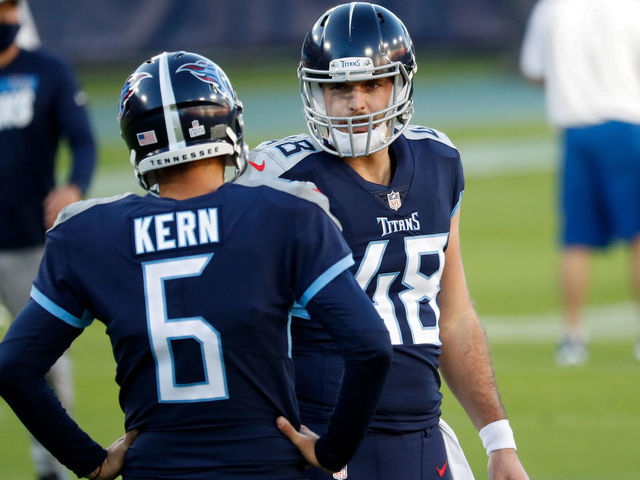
[488,448,529,480]
[43,184,82,229]
[276,416,333,473]
[87,429,139,480]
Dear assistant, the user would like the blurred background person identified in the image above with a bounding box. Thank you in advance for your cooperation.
[0,0,35,330]
[520,0,640,365]
[0,0,96,478]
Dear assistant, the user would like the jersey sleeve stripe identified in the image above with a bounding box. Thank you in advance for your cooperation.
[30,286,93,329]
[291,302,311,319]
[451,190,464,218]
[298,254,355,308]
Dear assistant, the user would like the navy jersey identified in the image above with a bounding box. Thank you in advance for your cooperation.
[0,48,95,248]
[0,181,392,479]
[239,126,464,432]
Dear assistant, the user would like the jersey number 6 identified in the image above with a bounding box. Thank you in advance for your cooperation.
[142,254,228,403]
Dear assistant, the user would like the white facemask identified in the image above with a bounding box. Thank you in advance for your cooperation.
[327,122,388,157]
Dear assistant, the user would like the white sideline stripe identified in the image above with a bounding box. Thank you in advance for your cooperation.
[482,302,638,343]
[0,304,9,327]
[459,136,556,177]
[88,170,139,197]
[87,168,239,197]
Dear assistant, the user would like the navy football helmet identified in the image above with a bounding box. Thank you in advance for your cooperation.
[118,51,248,192]
[298,2,417,157]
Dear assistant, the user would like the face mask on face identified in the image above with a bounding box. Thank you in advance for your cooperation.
[0,23,19,51]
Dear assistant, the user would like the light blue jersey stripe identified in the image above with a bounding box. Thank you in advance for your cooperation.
[291,303,311,319]
[451,190,464,218]
[30,286,93,329]
[299,254,354,307]
[286,308,293,358]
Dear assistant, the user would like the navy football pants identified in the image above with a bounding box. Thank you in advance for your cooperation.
[305,423,453,480]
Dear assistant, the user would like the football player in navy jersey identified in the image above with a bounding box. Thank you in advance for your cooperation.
[237,3,529,480]
[0,50,393,480]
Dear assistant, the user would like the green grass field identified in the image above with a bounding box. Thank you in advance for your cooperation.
[1,56,638,479]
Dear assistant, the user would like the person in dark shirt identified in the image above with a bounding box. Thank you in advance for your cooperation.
[0,50,392,480]
[238,3,529,479]
[0,1,95,479]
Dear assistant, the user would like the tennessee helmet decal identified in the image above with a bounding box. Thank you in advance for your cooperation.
[176,61,233,104]
[118,72,152,118]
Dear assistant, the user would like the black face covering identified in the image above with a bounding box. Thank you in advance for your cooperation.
[0,23,19,51]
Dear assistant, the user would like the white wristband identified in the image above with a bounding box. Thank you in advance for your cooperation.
[478,419,517,456]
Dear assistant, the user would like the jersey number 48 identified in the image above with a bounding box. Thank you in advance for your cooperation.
[355,234,448,346]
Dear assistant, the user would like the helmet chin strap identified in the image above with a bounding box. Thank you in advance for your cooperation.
[327,122,388,157]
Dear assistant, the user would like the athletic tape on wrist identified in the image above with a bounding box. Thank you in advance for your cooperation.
[478,419,517,455]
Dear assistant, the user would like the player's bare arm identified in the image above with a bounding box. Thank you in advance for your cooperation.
[438,209,529,480]
[438,210,504,427]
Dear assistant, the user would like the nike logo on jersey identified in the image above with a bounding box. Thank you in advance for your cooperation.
[377,212,420,237]
[248,160,265,171]
[133,208,220,254]
[436,461,448,477]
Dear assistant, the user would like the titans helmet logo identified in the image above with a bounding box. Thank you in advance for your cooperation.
[176,61,234,104]
[119,72,152,118]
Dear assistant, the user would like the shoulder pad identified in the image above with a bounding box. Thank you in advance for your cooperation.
[236,134,320,184]
[52,193,135,229]
[239,177,342,230]
[403,125,458,150]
